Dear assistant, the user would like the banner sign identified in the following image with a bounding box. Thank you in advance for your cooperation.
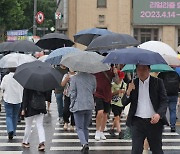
[133,0,180,25]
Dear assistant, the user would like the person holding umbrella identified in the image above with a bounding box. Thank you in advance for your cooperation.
[21,89,47,151]
[0,67,23,140]
[69,72,96,154]
[122,65,168,154]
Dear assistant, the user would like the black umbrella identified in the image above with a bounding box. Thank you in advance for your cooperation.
[0,42,13,53]
[74,28,112,46]
[4,40,42,54]
[86,33,140,51]
[13,61,63,92]
[36,33,74,50]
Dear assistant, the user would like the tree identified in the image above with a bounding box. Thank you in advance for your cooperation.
[0,0,57,41]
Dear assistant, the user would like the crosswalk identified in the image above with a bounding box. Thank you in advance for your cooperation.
[50,112,180,154]
[0,101,180,154]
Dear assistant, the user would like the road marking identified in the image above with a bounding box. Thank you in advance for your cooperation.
[0,152,22,154]
[50,146,180,151]
[0,143,21,146]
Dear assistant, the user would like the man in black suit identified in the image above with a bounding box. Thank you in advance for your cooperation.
[122,65,168,154]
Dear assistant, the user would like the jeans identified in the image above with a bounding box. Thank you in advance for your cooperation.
[167,96,178,127]
[23,114,45,144]
[4,102,21,134]
[55,93,64,118]
[73,110,92,145]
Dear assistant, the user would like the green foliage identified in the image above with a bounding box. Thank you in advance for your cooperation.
[0,0,56,34]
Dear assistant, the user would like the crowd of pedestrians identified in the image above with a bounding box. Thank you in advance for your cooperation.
[0,60,180,154]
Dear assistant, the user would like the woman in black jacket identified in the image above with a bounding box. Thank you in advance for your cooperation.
[21,88,47,151]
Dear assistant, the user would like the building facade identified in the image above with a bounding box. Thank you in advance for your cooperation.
[56,0,180,51]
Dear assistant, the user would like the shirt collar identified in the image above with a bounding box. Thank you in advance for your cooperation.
[139,75,150,84]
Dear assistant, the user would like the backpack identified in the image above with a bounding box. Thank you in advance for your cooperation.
[31,91,46,110]
[158,71,180,96]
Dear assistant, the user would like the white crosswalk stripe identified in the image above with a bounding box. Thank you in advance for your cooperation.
[50,112,180,153]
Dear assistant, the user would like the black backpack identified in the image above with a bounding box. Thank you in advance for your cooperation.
[31,91,46,110]
[158,71,180,96]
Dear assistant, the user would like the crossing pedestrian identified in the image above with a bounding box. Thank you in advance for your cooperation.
[70,72,96,154]
[94,66,119,141]
[61,69,76,131]
[122,65,168,154]
[21,88,47,151]
[0,67,23,140]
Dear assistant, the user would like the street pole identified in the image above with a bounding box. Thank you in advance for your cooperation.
[33,0,37,36]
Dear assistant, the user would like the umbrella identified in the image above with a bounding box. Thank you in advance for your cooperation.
[60,51,110,73]
[38,55,48,62]
[74,28,113,46]
[0,53,36,68]
[36,33,74,50]
[13,61,63,92]
[102,47,167,65]
[122,64,174,72]
[86,33,140,51]
[138,41,177,57]
[0,42,13,53]
[5,40,42,53]
[45,47,82,65]
[175,67,180,76]
[161,54,180,66]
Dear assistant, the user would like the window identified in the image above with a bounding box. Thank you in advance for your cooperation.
[98,15,105,24]
[97,0,107,8]
[134,28,159,44]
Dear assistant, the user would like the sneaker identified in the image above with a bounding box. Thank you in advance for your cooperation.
[100,131,106,140]
[63,123,68,131]
[38,142,45,151]
[8,131,13,140]
[81,144,89,154]
[22,143,30,148]
[171,126,176,132]
[109,129,116,137]
[118,131,124,139]
[70,125,75,131]
[59,117,64,124]
[95,131,101,141]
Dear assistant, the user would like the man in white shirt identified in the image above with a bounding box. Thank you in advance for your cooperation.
[0,68,23,140]
[122,65,168,154]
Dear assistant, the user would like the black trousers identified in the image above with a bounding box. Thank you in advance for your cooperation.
[131,116,164,154]
[63,96,75,126]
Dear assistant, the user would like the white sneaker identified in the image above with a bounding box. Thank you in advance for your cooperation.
[100,132,106,140]
[95,131,101,141]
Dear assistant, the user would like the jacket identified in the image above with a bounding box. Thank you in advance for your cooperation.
[122,76,168,127]
[70,72,96,113]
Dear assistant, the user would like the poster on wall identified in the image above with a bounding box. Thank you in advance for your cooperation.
[133,0,180,25]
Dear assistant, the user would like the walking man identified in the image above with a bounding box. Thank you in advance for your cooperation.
[122,65,168,154]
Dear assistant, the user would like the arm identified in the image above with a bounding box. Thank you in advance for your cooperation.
[0,75,7,91]
[156,79,168,118]
[61,74,70,87]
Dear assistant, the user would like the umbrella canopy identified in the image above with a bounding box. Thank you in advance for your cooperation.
[45,47,82,65]
[86,33,140,51]
[60,51,110,73]
[161,54,180,66]
[74,28,113,46]
[36,33,74,50]
[13,61,63,92]
[5,40,42,53]
[138,41,177,57]
[102,47,167,65]
[175,67,180,76]
[0,53,36,68]
[38,55,48,62]
[122,64,174,72]
[0,42,13,53]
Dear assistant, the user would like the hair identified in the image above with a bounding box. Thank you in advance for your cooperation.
[136,65,150,69]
